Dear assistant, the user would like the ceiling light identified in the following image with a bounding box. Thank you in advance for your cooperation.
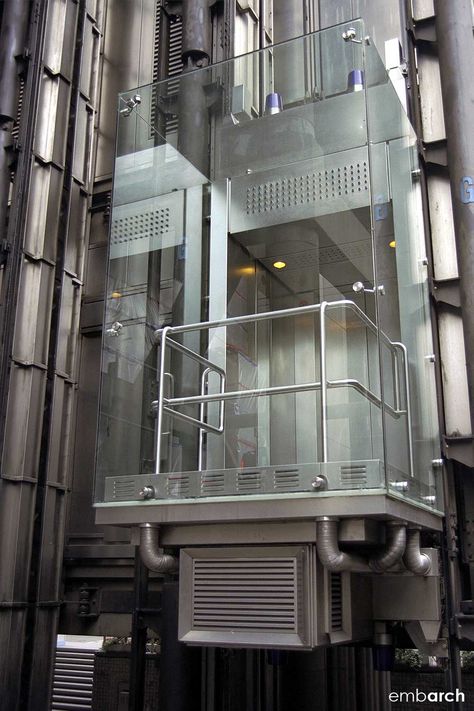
[273,260,286,269]
[389,240,396,249]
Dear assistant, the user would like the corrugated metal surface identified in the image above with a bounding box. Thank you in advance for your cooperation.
[51,647,95,710]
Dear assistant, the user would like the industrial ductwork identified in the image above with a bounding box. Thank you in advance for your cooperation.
[316,517,407,574]
[403,526,431,576]
[139,523,178,574]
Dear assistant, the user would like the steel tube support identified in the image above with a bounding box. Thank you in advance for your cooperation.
[435,0,474,442]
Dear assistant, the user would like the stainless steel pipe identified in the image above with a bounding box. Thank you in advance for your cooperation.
[139,524,178,574]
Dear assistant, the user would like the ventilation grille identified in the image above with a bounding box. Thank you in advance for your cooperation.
[330,573,343,631]
[274,468,300,490]
[111,477,135,501]
[111,207,171,247]
[167,474,190,497]
[192,557,298,631]
[151,8,182,138]
[246,162,369,216]
[340,464,367,487]
[201,471,225,496]
[237,470,262,492]
[52,647,94,710]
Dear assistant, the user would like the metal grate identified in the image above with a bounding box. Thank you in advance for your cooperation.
[330,573,343,631]
[111,207,171,246]
[340,463,367,487]
[246,162,369,216]
[237,470,262,492]
[112,477,136,501]
[274,468,300,490]
[201,471,226,496]
[167,473,190,497]
[51,647,95,710]
[192,557,298,631]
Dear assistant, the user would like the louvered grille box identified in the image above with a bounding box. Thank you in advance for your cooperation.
[178,545,340,649]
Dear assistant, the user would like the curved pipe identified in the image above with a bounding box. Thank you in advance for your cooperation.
[369,521,406,573]
[139,524,178,574]
[403,527,431,576]
[316,518,370,573]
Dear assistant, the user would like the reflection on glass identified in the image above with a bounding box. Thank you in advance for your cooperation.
[95,21,441,512]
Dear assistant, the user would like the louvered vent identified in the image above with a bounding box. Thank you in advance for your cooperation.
[52,647,95,710]
[151,7,182,138]
[246,162,369,216]
[274,468,300,491]
[201,471,225,496]
[167,473,190,497]
[340,464,367,487]
[330,573,343,631]
[179,546,313,648]
[111,477,135,501]
[237,470,262,492]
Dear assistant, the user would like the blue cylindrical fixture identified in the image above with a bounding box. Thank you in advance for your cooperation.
[265,92,283,114]
[347,69,364,92]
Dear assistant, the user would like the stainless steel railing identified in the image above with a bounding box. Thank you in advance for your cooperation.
[153,299,413,477]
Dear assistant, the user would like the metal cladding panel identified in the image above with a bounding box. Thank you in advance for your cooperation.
[230,147,370,233]
[1,365,47,481]
[56,275,81,378]
[47,377,75,487]
[13,259,55,367]
[417,50,446,144]
[24,161,63,263]
[179,546,315,648]
[426,173,458,281]
[65,181,88,278]
[34,74,71,165]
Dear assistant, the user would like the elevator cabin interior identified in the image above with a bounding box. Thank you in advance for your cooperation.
[95,22,444,651]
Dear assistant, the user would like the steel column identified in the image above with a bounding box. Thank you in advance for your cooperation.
[434,0,474,443]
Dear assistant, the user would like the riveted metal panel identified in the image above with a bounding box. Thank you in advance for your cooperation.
[24,161,63,263]
[34,74,71,165]
[65,181,88,277]
[56,275,81,379]
[417,50,446,144]
[1,365,47,481]
[427,173,458,280]
[0,480,36,598]
[47,377,76,487]
[12,259,55,367]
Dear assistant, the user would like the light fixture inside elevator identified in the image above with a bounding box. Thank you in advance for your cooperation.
[273,260,286,269]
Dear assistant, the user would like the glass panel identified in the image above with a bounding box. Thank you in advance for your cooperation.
[95,21,441,513]
[365,42,442,511]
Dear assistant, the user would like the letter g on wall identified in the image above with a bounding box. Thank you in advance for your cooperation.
[460,176,474,204]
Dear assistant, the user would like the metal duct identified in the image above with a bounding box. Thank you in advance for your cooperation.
[139,523,178,573]
[403,527,431,576]
[317,518,407,574]
[316,518,371,573]
[182,0,212,64]
[369,521,406,573]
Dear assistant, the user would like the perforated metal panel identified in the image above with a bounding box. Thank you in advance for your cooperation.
[109,191,184,258]
[179,546,315,648]
[230,147,371,233]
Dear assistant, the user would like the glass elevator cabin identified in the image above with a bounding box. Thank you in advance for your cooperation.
[94,21,444,650]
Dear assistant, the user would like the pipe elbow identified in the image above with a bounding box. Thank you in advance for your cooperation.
[403,528,431,576]
[369,522,406,573]
[139,524,178,574]
[316,519,370,573]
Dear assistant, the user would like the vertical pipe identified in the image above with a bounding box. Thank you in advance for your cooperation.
[128,552,148,711]
[320,302,328,462]
[434,0,474,440]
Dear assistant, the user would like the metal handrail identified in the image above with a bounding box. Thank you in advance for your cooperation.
[154,299,414,477]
